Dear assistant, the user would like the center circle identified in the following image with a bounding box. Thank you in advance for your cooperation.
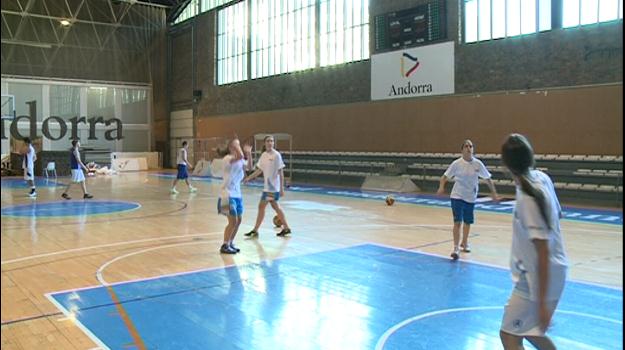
[1,200,141,217]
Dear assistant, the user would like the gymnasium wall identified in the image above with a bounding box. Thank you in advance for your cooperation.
[195,84,623,155]
[169,0,623,154]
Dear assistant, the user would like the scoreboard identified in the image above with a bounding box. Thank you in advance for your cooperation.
[374,1,447,53]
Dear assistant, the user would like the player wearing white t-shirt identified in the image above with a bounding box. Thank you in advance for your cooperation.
[61,140,94,200]
[22,137,37,198]
[500,134,568,350]
[217,138,252,254]
[437,139,500,260]
[243,135,292,237]
[170,141,197,194]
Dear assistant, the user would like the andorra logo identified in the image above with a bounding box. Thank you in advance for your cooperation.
[400,52,420,77]
[1,101,123,141]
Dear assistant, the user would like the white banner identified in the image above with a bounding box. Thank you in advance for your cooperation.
[371,41,455,101]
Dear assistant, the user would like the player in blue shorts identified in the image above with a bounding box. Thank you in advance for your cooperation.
[171,141,197,194]
[218,138,252,254]
[437,139,500,260]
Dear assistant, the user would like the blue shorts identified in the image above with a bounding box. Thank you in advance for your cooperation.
[217,197,243,216]
[260,191,280,202]
[451,198,475,224]
[177,164,188,179]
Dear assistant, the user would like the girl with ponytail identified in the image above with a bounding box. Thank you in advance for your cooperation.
[499,134,568,350]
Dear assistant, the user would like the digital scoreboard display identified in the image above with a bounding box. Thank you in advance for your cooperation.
[374,1,446,53]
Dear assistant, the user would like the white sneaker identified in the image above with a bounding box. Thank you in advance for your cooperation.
[170,188,179,194]
[28,191,37,198]
[189,186,197,193]
[451,248,460,261]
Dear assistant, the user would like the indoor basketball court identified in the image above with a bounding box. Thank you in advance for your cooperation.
[1,0,622,349]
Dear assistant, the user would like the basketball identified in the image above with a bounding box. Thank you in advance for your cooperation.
[385,195,395,206]
[273,215,283,227]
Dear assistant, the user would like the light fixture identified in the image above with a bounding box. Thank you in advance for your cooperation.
[60,19,71,26]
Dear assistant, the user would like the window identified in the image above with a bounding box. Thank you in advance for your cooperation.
[464,0,551,43]
[217,1,248,85]
[563,0,623,27]
[217,0,371,84]
[201,0,234,13]
[251,0,316,78]
[174,0,199,24]
[319,0,370,66]
[174,0,239,24]
[50,85,80,121]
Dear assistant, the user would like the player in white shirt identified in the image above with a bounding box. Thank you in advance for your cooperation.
[61,140,94,200]
[217,138,252,254]
[171,141,197,194]
[499,134,568,350]
[243,135,292,237]
[437,139,500,260]
[22,137,37,198]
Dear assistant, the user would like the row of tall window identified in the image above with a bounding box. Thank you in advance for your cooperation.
[173,0,622,84]
[216,0,369,85]
[174,0,237,24]
[465,0,623,43]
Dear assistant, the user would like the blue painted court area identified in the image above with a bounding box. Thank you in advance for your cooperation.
[1,200,140,217]
[48,244,622,350]
[151,173,623,225]
[0,177,64,188]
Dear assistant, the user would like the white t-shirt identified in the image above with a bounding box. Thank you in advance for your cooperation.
[443,157,491,203]
[257,150,285,192]
[221,155,245,199]
[510,170,568,301]
[177,148,187,165]
[23,145,35,170]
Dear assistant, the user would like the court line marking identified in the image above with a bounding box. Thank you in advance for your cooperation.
[48,237,363,294]
[304,223,620,234]
[96,241,222,286]
[368,242,623,291]
[0,311,64,326]
[1,232,221,265]
[103,285,147,349]
[374,306,623,350]
[47,242,623,349]
[0,199,187,229]
[91,236,349,288]
[148,173,624,226]
[45,294,111,350]
[2,219,619,266]
[44,240,368,349]
[0,200,143,219]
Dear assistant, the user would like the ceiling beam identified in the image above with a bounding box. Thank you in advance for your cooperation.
[1,9,153,30]
[111,0,172,9]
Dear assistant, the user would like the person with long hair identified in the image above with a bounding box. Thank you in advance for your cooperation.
[437,139,500,260]
[243,135,292,237]
[500,134,568,350]
[218,138,252,254]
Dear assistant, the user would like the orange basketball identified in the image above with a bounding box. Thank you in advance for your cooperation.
[273,215,283,227]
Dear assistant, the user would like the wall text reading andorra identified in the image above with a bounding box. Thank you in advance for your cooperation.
[1,101,123,140]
